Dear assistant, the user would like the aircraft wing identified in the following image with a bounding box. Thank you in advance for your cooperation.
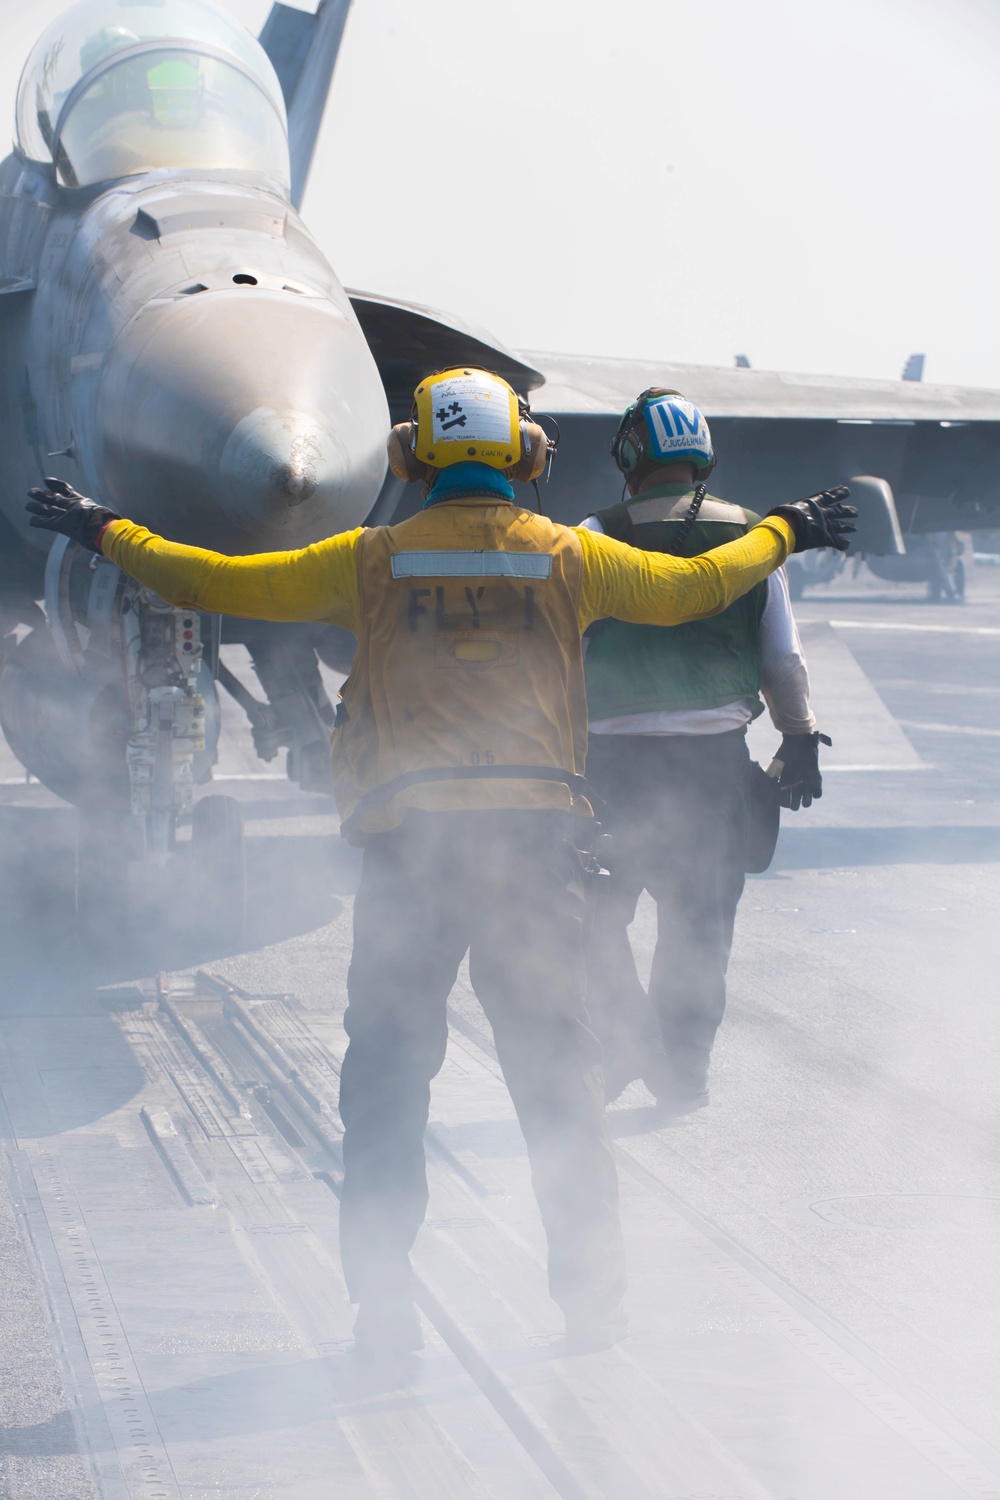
[348,290,544,419]
[522,352,1000,538]
[527,351,1000,423]
[259,0,352,209]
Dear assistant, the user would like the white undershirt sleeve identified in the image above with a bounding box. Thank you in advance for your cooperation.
[758,567,816,734]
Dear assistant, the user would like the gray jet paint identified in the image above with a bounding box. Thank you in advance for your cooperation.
[0,0,540,835]
[0,1,395,567]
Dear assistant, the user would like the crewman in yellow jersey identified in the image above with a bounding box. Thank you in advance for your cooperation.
[27,367,855,1358]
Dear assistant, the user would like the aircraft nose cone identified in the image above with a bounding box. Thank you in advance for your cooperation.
[96,290,388,550]
[220,408,330,518]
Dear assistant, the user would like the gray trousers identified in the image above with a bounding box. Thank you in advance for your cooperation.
[338,810,626,1317]
[585,730,750,1088]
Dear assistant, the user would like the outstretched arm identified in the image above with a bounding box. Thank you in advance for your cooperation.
[26,477,364,624]
[574,483,855,629]
[575,517,795,630]
[98,520,363,631]
[26,477,363,629]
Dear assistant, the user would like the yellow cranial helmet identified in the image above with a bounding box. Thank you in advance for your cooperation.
[413,368,522,471]
[385,367,552,485]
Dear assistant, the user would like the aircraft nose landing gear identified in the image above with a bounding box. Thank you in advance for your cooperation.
[118,591,246,944]
[124,596,206,857]
[23,537,242,946]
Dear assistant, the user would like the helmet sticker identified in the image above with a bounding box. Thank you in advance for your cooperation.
[429,373,515,446]
[646,397,712,461]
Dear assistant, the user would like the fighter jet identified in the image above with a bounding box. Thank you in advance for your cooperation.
[516,352,1000,536]
[2,0,999,934]
[0,0,540,931]
[373,342,1000,604]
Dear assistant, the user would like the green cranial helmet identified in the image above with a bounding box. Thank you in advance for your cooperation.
[610,388,715,483]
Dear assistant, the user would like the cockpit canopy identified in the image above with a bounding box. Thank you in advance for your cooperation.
[15,0,290,191]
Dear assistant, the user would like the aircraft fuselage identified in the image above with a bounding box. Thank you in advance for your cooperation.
[0,153,389,570]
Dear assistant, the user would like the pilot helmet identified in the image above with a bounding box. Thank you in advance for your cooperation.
[79,25,139,76]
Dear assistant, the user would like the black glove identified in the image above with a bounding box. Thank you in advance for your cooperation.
[26,478,121,552]
[773,731,831,811]
[766,485,857,553]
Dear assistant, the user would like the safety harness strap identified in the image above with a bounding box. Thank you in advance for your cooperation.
[593,501,636,546]
[345,764,588,832]
[595,485,708,557]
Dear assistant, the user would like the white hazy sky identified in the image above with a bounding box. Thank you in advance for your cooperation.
[2,0,999,387]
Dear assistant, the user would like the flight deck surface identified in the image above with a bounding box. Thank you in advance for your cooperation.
[0,563,998,1499]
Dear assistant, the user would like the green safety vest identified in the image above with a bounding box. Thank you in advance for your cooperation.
[584,483,767,722]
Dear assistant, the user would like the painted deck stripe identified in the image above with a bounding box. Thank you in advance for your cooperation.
[830,618,1000,636]
[897,720,1000,738]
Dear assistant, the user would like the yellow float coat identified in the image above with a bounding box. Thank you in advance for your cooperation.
[101,498,793,835]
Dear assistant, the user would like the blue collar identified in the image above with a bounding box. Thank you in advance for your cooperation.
[424,462,515,507]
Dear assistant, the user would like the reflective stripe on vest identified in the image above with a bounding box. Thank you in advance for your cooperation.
[391,551,554,579]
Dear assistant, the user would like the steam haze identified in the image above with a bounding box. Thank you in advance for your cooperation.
[0,1,998,1496]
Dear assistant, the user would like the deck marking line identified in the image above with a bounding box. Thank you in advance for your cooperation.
[21,1142,183,1499]
[0,1053,127,1500]
[829,618,1000,636]
[822,763,933,771]
[897,720,1000,738]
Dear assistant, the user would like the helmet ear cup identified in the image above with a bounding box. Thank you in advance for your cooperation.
[507,420,548,483]
[386,423,425,483]
[611,406,646,476]
[617,431,642,475]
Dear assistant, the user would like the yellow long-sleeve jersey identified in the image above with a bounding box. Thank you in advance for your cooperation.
[100,499,794,833]
[100,510,793,633]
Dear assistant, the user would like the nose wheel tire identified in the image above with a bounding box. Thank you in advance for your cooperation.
[191,794,247,945]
